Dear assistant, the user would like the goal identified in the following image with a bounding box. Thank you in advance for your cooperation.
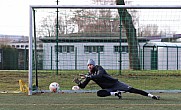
[29,5,181,95]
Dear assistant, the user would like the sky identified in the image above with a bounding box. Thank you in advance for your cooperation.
[0,0,180,36]
[0,0,91,36]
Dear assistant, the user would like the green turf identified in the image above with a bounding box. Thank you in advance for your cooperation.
[0,70,181,91]
[0,93,181,110]
[1,70,181,110]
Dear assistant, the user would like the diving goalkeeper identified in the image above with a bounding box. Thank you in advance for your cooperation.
[73,59,160,100]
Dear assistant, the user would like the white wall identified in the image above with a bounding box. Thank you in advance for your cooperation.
[143,47,152,70]
[158,47,181,70]
[143,45,181,70]
[42,42,130,70]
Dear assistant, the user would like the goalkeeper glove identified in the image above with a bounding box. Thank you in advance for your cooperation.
[79,74,91,79]
[72,78,81,85]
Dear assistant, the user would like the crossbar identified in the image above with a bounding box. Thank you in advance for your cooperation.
[30,5,181,9]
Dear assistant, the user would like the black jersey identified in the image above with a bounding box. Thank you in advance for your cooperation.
[78,65,119,89]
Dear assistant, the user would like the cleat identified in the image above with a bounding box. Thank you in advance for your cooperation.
[115,91,122,99]
[152,96,160,100]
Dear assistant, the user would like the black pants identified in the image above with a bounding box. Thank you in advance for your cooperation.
[126,88,148,96]
[97,88,148,97]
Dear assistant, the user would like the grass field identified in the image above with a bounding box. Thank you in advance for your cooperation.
[1,70,181,91]
[0,70,181,110]
[0,92,181,110]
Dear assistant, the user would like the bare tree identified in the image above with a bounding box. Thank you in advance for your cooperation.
[116,0,140,70]
[139,24,175,37]
[70,5,120,33]
[141,24,159,36]
[91,0,115,5]
[38,15,55,37]
[0,36,12,45]
[38,14,67,37]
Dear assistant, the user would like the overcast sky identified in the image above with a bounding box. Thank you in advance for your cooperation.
[0,0,180,36]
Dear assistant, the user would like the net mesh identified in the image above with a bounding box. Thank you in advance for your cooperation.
[29,5,181,91]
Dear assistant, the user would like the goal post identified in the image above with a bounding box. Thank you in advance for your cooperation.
[29,6,33,95]
[29,5,181,95]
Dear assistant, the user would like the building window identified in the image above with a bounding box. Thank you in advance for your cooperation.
[39,44,43,48]
[84,46,104,53]
[16,45,20,48]
[55,45,74,53]
[114,46,128,53]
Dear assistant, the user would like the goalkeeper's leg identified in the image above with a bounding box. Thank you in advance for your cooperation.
[97,90,111,97]
[97,89,122,99]
[127,88,160,100]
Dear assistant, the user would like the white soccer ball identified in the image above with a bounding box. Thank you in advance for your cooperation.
[49,82,60,93]
[72,86,80,90]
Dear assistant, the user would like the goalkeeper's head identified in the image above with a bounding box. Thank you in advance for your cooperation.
[87,59,95,66]
[87,59,96,73]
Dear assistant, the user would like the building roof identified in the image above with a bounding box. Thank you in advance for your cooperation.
[40,32,148,43]
[143,42,181,48]
[40,33,181,43]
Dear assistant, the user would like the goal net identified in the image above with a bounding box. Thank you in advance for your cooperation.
[29,5,181,95]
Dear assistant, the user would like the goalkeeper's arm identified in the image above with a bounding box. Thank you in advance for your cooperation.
[73,75,91,89]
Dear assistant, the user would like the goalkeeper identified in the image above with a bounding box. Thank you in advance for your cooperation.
[73,59,160,100]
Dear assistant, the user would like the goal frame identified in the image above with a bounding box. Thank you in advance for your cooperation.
[29,5,181,95]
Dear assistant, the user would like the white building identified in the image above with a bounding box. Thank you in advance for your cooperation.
[40,34,147,70]
[40,33,181,70]
[143,42,181,70]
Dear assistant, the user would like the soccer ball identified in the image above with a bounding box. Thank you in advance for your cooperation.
[72,86,80,90]
[49,82,60,93]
